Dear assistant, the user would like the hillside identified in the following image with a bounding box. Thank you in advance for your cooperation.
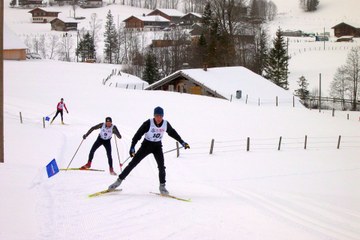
[1,60,360,240]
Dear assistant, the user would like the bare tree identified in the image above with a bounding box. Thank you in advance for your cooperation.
[89,13,102,46]
[57,33,74,62]
[330,47,360,110]
[47,34,60,59]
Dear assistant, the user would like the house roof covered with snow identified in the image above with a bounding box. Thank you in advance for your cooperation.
[148,8,184,17]
[4,25,27,50]
[147,66,296,102]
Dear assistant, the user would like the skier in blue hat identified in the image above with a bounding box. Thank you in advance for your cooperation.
[108,106,189,195]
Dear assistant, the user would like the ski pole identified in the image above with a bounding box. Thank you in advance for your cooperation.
[114,136,122,172]
[120,156,131,168]
[65,139,84,170]
[163,146,183,154]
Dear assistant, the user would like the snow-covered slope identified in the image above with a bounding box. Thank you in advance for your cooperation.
[1,60,360,240]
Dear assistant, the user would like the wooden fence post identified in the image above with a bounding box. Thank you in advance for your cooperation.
[246,95,248,104]
[332,108,335,117]
[276,96,278,107]
[246,137,250,151]
[337,135,341,149]
[209,139,215,155]
[293,96,295,108]
[20,112,23,124]
[43,117,45,129]
[304,135,308,150]
[278,136,282,151]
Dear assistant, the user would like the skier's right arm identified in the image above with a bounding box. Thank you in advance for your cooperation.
[129,120,150,155]
[83,123,102,139]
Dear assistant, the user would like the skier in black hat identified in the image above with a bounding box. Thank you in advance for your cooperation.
[81,117,122,175]
[108,106,190,195]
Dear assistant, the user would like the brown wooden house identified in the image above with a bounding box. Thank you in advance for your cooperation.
[50,18,78,31]
[147,8,184,24]
[123,15,170,31]
[180,12,202,28]
[332,22,360,38]
[28,7,60,23]
[4,25,27,61]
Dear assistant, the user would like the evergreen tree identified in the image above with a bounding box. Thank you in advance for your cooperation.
[254,28,269,76]
[104,10,118,64]
[294,76,310,101]
[76,32,96,62]
[264,28,290,90]
[142,50,160,84]
[300,0,320,12]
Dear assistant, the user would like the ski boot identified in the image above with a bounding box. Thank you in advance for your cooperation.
[80,161,91,170]
[108,178,122,190]
[159,183,169,195]
[109,167,117,176]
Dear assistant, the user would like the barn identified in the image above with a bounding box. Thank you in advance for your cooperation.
[4,25,27,61]
[332,22,360,38]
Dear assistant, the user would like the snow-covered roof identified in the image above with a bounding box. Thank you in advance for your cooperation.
[182,12,202,18]
[147,66,295,101]
[152,8,184,17]
[126,15,170,23]
[51,17,79,23]
[4,24,27,50]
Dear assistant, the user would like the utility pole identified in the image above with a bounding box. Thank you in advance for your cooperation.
[0,0,4,163]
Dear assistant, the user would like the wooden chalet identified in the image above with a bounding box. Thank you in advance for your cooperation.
[28,7,60,23]
[147,8,184,24]
[146,68,227,99]
[332,22,360,38]
[180,12,202,28]
[4,25,27,61]
[123,15,170,31]
[18,0,44,7]
[50,18,78,31]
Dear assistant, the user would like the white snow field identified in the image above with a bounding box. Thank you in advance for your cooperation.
[1,60,360,240]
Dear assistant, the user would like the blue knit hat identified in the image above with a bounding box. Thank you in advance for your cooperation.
[154,106,164,116]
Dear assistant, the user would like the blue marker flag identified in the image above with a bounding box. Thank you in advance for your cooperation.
[46,159,59,178]
[45,116,50,121]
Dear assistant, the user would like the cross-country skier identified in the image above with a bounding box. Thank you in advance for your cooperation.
[108,106,190,195]
[51,98,69,124]
[81,117,122,175]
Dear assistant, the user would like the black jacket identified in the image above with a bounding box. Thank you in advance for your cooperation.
[131,119,183,148]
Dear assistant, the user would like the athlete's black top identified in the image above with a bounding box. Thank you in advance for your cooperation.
[131,119,184,148]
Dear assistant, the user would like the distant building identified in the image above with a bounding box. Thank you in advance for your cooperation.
[4,25,27,61]
[332,22,360,38]
[282,30,303,37]
[18,0,44,7]
[180,12,202,28]
[79,0,102,8]
[123,15,170,31]
[146,66,294,102]
[28,7,60,23]
[50,18,78,31]
[147,8,184,24]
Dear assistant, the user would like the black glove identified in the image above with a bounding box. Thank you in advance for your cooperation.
[83,134,87,140]
[129,147,135,157]
[182,142,190,149]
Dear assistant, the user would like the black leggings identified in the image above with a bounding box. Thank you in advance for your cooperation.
[88,136,113,168]
[52,110,63,121]
[119,141,166,184]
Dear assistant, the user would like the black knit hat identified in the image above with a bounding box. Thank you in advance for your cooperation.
[105,117,112,122]
[154,107,164,116]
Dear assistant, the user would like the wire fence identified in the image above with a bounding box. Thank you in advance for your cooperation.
[182,135,360,156]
